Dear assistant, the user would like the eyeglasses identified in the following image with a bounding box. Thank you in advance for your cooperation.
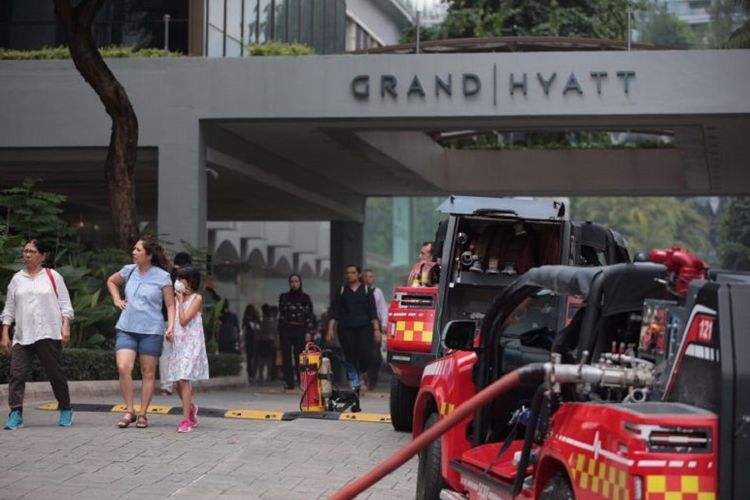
[22,249,39,255]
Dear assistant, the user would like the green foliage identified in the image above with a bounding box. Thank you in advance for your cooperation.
[0,180,130,348]
[245,42,315,56]
[571,197,711,258]
[725,20,750,48]
[0,178,70,246]
[402,0,633,43]
[0,45,182,60]
[719,197,750,270]
[0,349,243,383]
[638,3,697,49]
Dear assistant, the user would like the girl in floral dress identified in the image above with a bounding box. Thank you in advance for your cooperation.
[165,266,209,433]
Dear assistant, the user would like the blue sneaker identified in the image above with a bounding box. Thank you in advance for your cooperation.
[58,408,73,427]
[4,410,23,430]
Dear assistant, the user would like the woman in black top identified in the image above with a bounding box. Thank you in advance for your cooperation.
[278,273,316,390]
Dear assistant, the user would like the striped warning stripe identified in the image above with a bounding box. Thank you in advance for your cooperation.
[37,402,390,424]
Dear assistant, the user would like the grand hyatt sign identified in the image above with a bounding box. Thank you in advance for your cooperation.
[350,68,636,102]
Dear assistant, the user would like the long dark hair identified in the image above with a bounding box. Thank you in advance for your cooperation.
[139,235,172,271]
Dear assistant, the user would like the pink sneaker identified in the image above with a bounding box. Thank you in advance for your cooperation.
[177,419,193,433]
[189,403,199,427]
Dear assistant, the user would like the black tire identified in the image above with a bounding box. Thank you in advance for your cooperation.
[390,376,417,432]
[539,472,575,500]
[416,413,445,500]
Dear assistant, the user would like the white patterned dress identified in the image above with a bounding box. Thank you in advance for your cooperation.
[165,295,209,382]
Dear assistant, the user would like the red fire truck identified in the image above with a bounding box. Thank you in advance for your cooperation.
[412,257,750,500]
[387,196,629,432]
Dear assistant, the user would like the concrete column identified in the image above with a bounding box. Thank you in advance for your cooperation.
[329,220,364,303]
[157,122,207,251]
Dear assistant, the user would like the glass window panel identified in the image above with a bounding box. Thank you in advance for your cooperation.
[287,0,300,43]
[333,0,345,53]
[226,36,242,57]
[207,0,225,56]
[275,0,287,42]
[312,0,325,53]
[244,0,257,45]
[207,23,224,56]
[258,0,272,43]
[226,0,242,46]
[300,0,312,47]
[322,0,335,54]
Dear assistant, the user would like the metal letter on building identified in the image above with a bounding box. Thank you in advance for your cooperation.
[351,75,370,100]
[462,73,481,97]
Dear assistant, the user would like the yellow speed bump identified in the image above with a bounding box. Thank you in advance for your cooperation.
[224,409,284,421]
[339,412,391,423]
[112,404,172,414]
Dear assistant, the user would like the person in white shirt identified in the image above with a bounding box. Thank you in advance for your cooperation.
[1,239,75,430]
[362,269,388,391]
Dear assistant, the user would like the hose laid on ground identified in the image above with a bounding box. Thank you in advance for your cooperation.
[330,363,547,500]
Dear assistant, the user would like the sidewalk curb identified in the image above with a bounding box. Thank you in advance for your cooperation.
[36,401,392,424]
[0,375,247,409]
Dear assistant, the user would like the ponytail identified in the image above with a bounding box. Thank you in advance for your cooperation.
[139,235,172,272]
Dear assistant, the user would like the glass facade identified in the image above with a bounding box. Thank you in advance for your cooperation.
[0,0,189,53]
[206,0,346,56]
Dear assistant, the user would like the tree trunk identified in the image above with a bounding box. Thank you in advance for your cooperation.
[54,0,140,249]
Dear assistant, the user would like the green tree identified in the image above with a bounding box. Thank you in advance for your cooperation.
[571,197,711,258]
[54,0,140,248]
[638,3,697,48]
[719,197,750,270]
[402,0,633,42]
[724,0,750,48]
[706,0,741,47]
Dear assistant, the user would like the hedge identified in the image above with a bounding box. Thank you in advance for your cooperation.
[0,349,243,384]
[246,41,314,56]
[0,45,183,60]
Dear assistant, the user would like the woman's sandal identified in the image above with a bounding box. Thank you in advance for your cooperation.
[117,411,136,428]
[135,414,148,428]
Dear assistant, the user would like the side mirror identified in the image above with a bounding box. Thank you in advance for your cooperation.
[442,319,477,351]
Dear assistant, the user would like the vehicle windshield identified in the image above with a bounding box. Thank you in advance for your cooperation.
[500,290,559,340]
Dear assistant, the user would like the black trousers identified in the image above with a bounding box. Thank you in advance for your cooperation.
[338,325,374,374]
[280,323,306,387]
[9,339,71,411]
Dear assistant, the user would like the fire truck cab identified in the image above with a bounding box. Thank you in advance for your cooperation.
[387,196,629,432]
[417,263,750,500]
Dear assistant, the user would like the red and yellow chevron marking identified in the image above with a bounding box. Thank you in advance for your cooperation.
[395,319,433,344]
[646,475,716,500]
[569,453,629,500]
[439,401,455,416]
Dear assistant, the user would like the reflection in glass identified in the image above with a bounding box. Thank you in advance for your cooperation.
[244,0,258,46]
[226,0,243,51]
[207,0,226,56]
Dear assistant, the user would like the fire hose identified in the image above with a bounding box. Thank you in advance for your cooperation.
[330,363,547,500]
[330,358,655,499]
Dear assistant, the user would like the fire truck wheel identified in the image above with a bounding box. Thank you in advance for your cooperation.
[539,472,574,500]
[390,377,417,432]
[415,413,445,500]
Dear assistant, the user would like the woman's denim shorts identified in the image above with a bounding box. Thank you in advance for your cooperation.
[115,330,163,357]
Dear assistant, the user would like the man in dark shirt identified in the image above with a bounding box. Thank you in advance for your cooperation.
[326,265,380,385]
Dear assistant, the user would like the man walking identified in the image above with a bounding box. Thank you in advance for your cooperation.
[326,265,380,387]
[362,269,388,390]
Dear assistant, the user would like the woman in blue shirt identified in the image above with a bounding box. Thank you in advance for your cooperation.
[107,236,175,429]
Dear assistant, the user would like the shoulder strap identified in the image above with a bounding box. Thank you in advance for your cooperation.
[126,266,136,283]
[45,268,58,298]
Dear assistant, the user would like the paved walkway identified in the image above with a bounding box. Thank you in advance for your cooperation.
[0,386,417,500]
